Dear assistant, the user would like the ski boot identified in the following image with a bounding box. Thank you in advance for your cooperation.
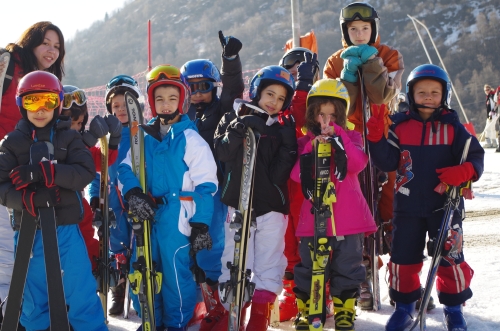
[325,282,334,318]
[199,287,226,331]
[389,288,436,311]
[496,137,500,152]
[293,288,310,331]
[358,258,373,310]
[443,304,467,331]
[246,302,271,331]
[484,138,493,148]
[385,301,416,331]
[187,301,207,327]
[333,296,356,331]
[279,278,298,322]
[211,302,248,331]
[108,277,126,315]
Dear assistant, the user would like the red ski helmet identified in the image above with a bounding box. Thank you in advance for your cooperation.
[16,71,63,119]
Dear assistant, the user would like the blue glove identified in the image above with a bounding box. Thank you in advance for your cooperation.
[343,56,363,72]
[341,45,365,58]
[341,68,358,83]
[359,45,378,63]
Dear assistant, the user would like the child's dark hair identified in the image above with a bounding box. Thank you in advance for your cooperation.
[305,96,347,135]
[61,104,88,133]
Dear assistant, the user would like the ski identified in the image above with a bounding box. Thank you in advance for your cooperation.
[221,127,258,331]
[115,241,133,319]
[93,134,111,323]
[1,141,70,331]
[125,91,161,331]
[410,137,472,331]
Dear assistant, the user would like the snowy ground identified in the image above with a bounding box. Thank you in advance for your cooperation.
[108,148,500,331]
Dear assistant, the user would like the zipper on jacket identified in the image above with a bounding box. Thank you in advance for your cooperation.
[273,184,285,205]
[221,172,231,199]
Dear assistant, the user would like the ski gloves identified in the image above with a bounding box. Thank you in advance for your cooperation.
[330,135,347,181]
[436,162,476,187]
[279,113,297,154]
[366,104,387,143]
[125,187,157,222]
[219,30,242,59]
[190,222,213,253]
[296,52,319,92]
[340,44,378,83]
[10,160,55,190]
[228,115,266,138]
[82,114,122,148]
[22,187,60,217]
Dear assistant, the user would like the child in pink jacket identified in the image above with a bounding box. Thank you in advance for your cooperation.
[290,79,376,330]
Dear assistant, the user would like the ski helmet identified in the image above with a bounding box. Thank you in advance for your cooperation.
[105,75,141,113]
[249,65,295,110]
[406,64,452,108]
[146,64,190,117]
[307,79,350,111]
[340,2,380,46]
[62,85,88,132]
[279,47,320,82]
[16,71,63,119]
[180,59,222,99]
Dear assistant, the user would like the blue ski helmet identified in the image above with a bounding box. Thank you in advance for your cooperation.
[406,64,452,108]
[180,59,222,99]
[249,65,295,110]
[105,75,142,113]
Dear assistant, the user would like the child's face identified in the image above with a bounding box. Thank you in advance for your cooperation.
[258,84,287,115]
[188,78,213,104]
[413,79,443,121]
[317,102,336,133]
[347,20,372,45]
[111,94,129,124]
[33,30,60,70]
[61,110,84,131]
[27,108,54,128]
[154,85,181,123]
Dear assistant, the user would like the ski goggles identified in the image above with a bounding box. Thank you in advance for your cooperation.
[341,5,377,21]
[146,65,182,83]
[280,52,305,69]
[106,75,138,90]
[62,88,87,109]
[189,80,221,94]
[18,92,60,112]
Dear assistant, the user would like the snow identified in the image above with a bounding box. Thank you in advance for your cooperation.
[107,149,500,331]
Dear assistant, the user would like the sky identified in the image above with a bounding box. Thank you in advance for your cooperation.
[1,0,130,47]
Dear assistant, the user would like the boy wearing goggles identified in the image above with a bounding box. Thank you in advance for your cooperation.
[0,71,107,330]
[117,65,218,331]
[180,30,244,330]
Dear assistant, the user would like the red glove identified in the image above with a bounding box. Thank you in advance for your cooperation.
[367,104,385,142]
[436,162,475,187]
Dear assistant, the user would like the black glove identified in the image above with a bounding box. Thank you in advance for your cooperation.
[89,196,99,212]
[22,187,60,217]
[104,114,122,147]
[190,222,213,253]
[330,135,347,181]
[219,30,242,58]
[125,187,157,221]
[299,153,314,200]
[10,161,55,190]
[82,115,109,147]
[238,115,266,134]
[279,114,297,148]
[296,52,319,92]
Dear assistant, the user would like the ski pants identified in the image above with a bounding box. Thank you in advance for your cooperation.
[15,224,107,331]
[484,113,499,141]
[294,233,365,298]
[130,211,196,328]
[284,179,302,274]
[388,212,473,306]
[218,207,287,308]
[196,188,226,282]
[0,206,13,315]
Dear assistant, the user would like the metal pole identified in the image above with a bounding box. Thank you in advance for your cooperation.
[407,15,433,64]
[407,15,469,123]
[291,0,301,47]
[147,20,152,72]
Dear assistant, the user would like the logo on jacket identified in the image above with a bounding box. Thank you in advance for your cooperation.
[395,150,414,196]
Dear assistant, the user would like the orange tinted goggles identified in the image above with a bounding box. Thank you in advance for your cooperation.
[21,93,60,112]
[146,65,182,83]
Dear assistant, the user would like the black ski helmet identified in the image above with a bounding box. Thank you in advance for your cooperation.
[340,2,380,46]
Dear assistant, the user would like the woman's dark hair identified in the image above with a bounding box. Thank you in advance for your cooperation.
[6,21,65,80]
[305,96,347,135]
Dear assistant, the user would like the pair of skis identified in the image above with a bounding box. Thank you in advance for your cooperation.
[125,91,162,330]
[1,141,70,331]
[409,137,472,331]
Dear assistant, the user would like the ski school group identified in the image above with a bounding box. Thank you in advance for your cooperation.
[0,2,486,331]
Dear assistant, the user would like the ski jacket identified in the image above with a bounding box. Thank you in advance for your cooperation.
[289,89,308,138]
[290,126,376,237]
[368,108,484,217]
[214,111,297,217]
[118,115,218,235]
[323,36,404,135]
[0,118,96,230]
[0,52,23,140]
[187,56,244,184]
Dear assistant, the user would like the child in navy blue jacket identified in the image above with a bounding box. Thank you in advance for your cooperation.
[367,64,484,331]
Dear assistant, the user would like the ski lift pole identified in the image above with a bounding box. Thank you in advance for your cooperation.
[407,15,470,124]
[147,20,152,72]
[291,0,300,47]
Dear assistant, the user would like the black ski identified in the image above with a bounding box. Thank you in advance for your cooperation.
[1,141,70,331]
[410,137,472,331]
